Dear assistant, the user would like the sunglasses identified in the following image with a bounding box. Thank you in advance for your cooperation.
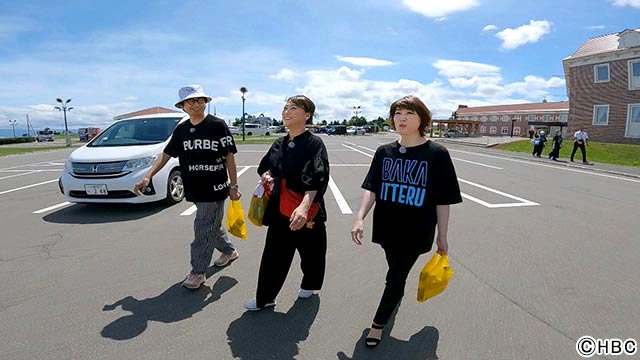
[184,98,207,105]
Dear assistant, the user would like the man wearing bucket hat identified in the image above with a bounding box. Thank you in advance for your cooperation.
[134,84,241,289]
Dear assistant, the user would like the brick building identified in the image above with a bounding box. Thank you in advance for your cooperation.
[453,101,569,137]
[562,29,640,144]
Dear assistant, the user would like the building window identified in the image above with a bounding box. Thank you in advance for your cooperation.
[501,126,509,135]
[480,126,486,133]
[592,105,609,125]
[489,126,497,134]
[543,114,550,122]
[472,116,478,121]
[516,115,522,122]
[528,114,536,122]
[630,60,640,90]
[560,114,568,122]
[501,115,509,122]
[626,104,640,138]
[513,126,521,135]
[481,116,487,122]
[491,115,498,122]
[594,64,610,83]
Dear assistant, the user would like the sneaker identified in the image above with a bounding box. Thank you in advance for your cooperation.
[182,273,205,289]
[214,250,239,267]
[298,289,314,299]
[243,298,276,311]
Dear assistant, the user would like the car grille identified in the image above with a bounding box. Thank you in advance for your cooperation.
[72,161,130,178]
[69,190,137,199]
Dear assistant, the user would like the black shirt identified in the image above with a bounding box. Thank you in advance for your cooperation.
[164,115,237,202]
[362,140,462,254]
[258,131,330,225]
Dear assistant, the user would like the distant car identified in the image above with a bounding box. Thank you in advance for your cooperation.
[37,130,55,142]
[228,126,241,136]
[59,113,186,204]
[444,129,466,138]
[347,126,365,135]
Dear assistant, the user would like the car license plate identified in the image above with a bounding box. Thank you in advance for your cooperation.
[85,184,108,195]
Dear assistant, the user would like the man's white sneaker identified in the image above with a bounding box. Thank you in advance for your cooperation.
[182,273,205,289]
[298,289,315,299]
[243,298,276,311]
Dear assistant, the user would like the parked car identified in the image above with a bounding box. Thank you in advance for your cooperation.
[36,129,54,142]
[443,129,467,138]
[347,126,365,135]
[59,113,186,204]
[242,123,271,136]
[228,126,241,136]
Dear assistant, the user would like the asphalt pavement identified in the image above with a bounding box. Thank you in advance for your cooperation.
[1,133,638,360]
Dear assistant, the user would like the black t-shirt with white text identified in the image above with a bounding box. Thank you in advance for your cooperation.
[362,140,462,254]
[164,115,237,202]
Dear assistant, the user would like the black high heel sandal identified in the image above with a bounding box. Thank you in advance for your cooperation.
[365,323,385,347]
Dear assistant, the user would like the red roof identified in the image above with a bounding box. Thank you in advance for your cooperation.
[456,101,568,115]
[569,29,640,59]
[113,107,180,120]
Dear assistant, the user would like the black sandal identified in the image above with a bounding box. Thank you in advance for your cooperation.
[365,323,385,347]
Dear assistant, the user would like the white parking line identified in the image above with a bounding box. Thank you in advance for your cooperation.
[452,158,503,170]
[328,176,352,214]
[33,202,72,214]
[458,178,539,208]
[0,171,40,180]
[181,166,252,216]
[0,179,58,196]
[342,144,374,158]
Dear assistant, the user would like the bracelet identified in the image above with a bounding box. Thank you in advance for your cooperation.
[230,184,239,190]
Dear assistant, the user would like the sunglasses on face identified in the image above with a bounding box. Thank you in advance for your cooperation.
[184,98,206,105]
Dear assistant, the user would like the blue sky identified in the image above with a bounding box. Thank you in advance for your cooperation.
[0,0,639,131]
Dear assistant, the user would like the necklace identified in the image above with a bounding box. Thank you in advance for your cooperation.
[288,141,295,149]
[399,146,407,154]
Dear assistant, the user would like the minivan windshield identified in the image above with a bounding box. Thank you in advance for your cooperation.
[89,118,180,147]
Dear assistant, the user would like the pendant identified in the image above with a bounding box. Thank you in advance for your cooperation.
[288,142,296,149]
[399,146,407,154]
[190,128,196,133]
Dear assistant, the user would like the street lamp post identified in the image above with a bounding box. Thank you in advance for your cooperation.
[353,105,360,124]
[55,98,74,147]
[511,117,516,138]
[9,120,17,138]
[240,87,247,141]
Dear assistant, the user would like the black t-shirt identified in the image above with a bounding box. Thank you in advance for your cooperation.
[362,140,462,254]
[164,115,237,202]
[257,131,330,225]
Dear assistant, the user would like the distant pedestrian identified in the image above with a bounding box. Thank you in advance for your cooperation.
[528,128,535,139]
[548,131,563,161]
[571,128,590,164]
[532,130,546,157]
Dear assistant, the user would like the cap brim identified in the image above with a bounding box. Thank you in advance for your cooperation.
[175,95,212,108]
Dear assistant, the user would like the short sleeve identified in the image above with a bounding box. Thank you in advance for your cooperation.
[163,127,181,158]
[222,123,238,155]
[433,148,463,205]
[300,138,329,191]
[361,148,382,194]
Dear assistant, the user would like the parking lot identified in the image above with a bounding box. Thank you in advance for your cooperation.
[1,133,639,360]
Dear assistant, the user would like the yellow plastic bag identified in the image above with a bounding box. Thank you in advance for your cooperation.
[248,193,269,227]
[417,252,454,302]
[226,200,247,240]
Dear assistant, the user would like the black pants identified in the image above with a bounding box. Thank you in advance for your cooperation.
[571,142,587,162]
[256,217,327,307]
[532,144,544,157]
[548,145,560,159]
[373,250,420,326]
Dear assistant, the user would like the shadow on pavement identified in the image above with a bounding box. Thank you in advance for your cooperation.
[42,202,173,224]
[226,295,320,360]
[101,275,237,340]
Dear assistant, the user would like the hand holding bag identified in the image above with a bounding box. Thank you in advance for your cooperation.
[417,252,454,302]
[226,200,247,240]
[248,181,269,227]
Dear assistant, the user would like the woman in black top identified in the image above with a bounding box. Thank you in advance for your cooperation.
[244,95,330,311]
[351,96,462,347]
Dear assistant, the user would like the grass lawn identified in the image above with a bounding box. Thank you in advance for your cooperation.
[0,146,69,157]
[232,135,280,145]
[494,139,640,167]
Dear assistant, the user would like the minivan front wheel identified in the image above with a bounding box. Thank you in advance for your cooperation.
[165,169,184,204]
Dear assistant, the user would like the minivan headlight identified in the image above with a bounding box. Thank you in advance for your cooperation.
[65,159,73,173]
[122,155,157,171]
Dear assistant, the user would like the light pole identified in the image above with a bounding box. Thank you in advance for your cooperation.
[9,120,17,138]
[240,87,247,141]
[55,98,73,147]
[353,105,360,124]
[511,117,516,138]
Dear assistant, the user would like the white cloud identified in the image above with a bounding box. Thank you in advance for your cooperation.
[336,56,395,67]
[269,68,298,81]
[433,60,501,78]
[402,0,479,18]
[585,25,606,30]
[610,0,640,8]
[496,20,551,49]
[483,25,498,32]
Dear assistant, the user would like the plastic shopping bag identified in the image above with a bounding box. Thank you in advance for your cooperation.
[417,252,454,303]
[226,200,247,240]
[248,181,270,227]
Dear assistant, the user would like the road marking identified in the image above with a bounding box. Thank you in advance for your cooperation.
[0,179,58,196]
[0,169,62,173]
[458,178,539,208]
[328,176,352,214]
[452,158,503,170]
[0,171,40,180]
[449,148,640,184]
[342,144,374,158]
[181,166,252,216]
[0,159,66,171]
[33,202,72,214]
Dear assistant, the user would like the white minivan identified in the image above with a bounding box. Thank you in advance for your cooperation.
[242,123,270,136]
[59,113,186,204]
